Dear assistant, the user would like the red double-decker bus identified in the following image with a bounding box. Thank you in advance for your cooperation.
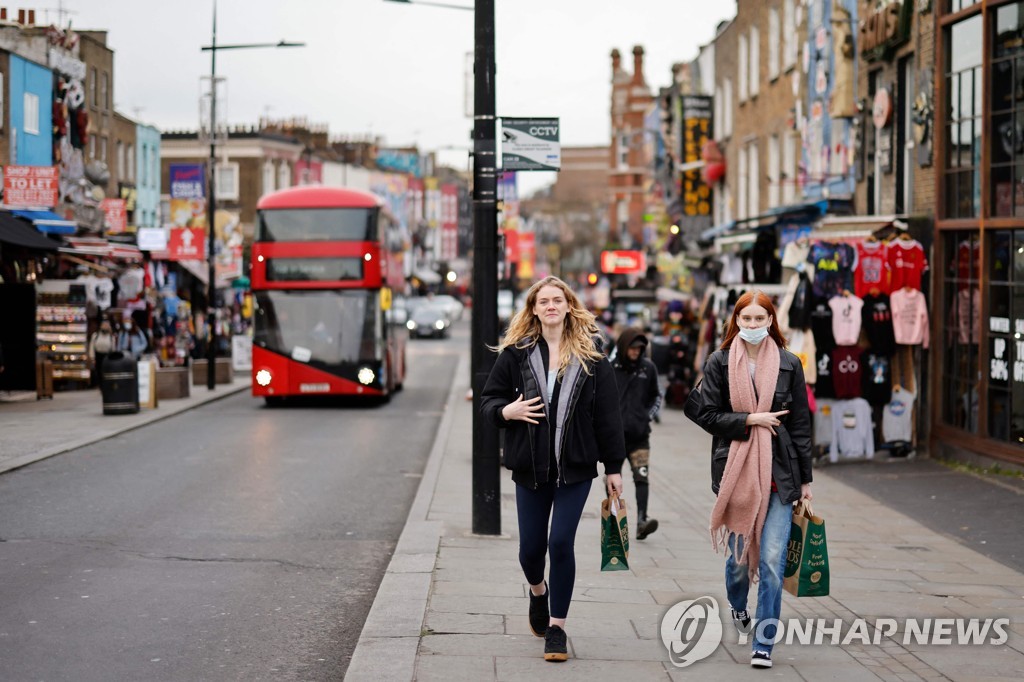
[251,186,408,404]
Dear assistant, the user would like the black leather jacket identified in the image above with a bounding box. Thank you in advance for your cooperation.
[480,338,626,488]
[695,346,813,504]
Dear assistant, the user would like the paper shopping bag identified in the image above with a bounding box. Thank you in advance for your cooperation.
[784,500,830,597]
[600,494,630,571]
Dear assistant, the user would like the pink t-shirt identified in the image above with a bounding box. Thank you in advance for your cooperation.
[829,294,865,346]
[890,288,930,348]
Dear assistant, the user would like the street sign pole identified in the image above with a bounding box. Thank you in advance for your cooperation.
[471,0,501,535]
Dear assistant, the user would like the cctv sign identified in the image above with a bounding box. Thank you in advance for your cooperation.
[501,118,561,171]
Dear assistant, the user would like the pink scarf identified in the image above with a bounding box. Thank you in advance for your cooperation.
[709,336,780,579]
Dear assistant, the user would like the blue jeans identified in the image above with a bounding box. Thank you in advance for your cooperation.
[724,492,791,654]
[515,478,592,619]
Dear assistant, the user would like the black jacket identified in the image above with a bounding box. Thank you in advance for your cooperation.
[612,329,661,448]
[480,338,626,488]
[695,346,813,504]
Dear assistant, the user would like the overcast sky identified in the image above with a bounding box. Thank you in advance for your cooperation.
[54,0,735,194]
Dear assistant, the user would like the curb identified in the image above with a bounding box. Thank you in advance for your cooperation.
[0,379,251,476]
[344,351,467,681]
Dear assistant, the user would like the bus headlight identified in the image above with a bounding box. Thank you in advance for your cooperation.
[357,367,375,385]
[434,320,445,330]
[406,320,416,330]
[255,369,273,387]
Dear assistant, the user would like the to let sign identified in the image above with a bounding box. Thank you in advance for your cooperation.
[167,227,206,261]
[101,198,127,234]
[3,165,59,207]
[601,250,647,275]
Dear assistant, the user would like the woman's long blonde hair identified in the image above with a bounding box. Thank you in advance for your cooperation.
[495,276,603,375]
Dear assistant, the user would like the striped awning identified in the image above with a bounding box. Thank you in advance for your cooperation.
[59,236,143,261]
[11,209,77,235]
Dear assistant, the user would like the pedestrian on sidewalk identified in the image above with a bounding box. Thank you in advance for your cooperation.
[88,318,116,386]
[117,315,149,360]
[694,290,813,670]
[611,327,662,540]
[480,275,626,663]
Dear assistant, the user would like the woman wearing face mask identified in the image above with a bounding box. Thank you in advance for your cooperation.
[118,316,149,360]
[694,290,813,669]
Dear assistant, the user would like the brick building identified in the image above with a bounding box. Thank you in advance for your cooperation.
[608,46,654,249]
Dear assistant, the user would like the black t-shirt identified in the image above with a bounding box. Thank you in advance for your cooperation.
[861,293,896,355]
[814,348,836,399]
[810,302,836,352]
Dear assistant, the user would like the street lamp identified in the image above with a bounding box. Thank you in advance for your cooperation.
[384,0,500,535]
[200,0,304,390]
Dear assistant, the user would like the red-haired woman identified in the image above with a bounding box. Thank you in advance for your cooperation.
[694,290,813,669]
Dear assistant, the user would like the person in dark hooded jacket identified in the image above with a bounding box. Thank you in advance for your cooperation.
[612,328,662,539]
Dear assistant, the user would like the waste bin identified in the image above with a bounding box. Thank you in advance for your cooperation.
[101,351,139,415]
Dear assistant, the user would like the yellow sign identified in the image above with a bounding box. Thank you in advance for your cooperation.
[381,287,392,311]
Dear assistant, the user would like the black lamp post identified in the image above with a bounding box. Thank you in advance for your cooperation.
[200,0,303,390]
[384,0,500,535]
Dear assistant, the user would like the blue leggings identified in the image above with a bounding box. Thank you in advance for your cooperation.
[515,478,592,619]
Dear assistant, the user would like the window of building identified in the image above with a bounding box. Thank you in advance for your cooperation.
[783,132,797,204]
[141,146,148,186]
[768,8,780,80]
[983,230,1024,442]
[748,141,760,217]
[768,134,780,207]
[617,199,628,236]
[783,0,797,69]
[117,141,124,179]
[278,163,291,189]
[714,86,724,140]
[101,72,109,110]
[949,0,982,12]
[128,144,135,182]
[738,146,748,219]
[721,80,733,138]
[263,161,276,194]
[941,231,981,435]
[100,136,107,162]
[23,92,39,134]
[618,133,629,168]
[90,67,97,107]
[89,135,95,160]
[943,14,983,219]
[898,56,914,214]
[738,35,748,102]
[990,3,1024,218]
[216,163,240,201]
[749,26,760,97]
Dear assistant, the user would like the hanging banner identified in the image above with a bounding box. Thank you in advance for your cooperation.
[167,227,206,261]
[501,118,561,171]
[169,163,207,229]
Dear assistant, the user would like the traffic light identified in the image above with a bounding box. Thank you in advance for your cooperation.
[587,272,598,285]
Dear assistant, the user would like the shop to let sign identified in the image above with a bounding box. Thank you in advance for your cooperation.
[3,165,59,207]
[101,198,128,234]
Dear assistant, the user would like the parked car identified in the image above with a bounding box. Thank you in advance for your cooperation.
[429,294,465,322]
[406,305,452,339]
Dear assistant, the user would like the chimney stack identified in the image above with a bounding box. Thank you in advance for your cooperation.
[632,45,645,85]
[611,48,621,74]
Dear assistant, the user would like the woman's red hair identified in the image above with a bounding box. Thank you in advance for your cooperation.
[719,290,788,350]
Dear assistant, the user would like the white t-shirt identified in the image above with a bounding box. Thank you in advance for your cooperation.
[882,386,916,443]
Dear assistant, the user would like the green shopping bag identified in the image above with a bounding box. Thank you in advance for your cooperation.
[784,500,830,597]
[600,494,630,571]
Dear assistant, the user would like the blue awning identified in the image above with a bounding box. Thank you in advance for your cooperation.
[700,200,832,241]
[11,209,77,235]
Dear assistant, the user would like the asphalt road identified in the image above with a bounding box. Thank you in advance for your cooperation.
[0,326,463,681]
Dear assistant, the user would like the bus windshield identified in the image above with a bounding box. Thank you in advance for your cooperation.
[254,290,380,366]
[256,208,378,242]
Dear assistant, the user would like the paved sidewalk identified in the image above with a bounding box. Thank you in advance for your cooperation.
[348,352,1024,681]
[0,373,250,475]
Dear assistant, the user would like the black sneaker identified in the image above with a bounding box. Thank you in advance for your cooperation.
[751,650,772,668]
[636,518,659,540]
[544,624,568,662]
[528,583,548,637]
[732,608,752,634]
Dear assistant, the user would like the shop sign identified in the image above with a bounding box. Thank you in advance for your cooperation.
[169,163,205,199]
[601,250,646,275]
[101,198,127,234]
[681,96,713,235]
[136,227,168,251]
[991,336,1010,384]
[501,118,561,171]
[860,1,912,61]
[167,227,205,261]
[3,165,59,207]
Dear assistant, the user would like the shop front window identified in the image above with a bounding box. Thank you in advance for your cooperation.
[943,14,983,219]
[941,230,981,433]
[949,0,981,14]
[985,230,1024,445]
[990,3,1024,217]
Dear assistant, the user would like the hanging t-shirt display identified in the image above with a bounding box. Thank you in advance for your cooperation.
[781,239,814,280]
[829,398,875,461]
[854,240,891,297]
[861,293,897,355]
[810,302,836,351]
[890,288,930,347]
[829,294,864,346]
[882,386,916,443]
[888,238,928,290]
[861,352,893,406]
[814,348,836,398]
[831,345,864,399]
[807,241,857,299]
[814,399,835,446]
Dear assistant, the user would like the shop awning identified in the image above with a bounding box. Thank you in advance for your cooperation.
[11,209,77,235]
[59,236,144,261]
[0,212,59,250]
[412,268,442,284]
[176,259,209,286]
[700,200,833,241]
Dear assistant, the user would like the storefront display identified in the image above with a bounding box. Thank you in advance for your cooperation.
[36,281,90,385]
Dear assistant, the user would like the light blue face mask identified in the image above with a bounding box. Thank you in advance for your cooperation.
[738,326,770,345]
